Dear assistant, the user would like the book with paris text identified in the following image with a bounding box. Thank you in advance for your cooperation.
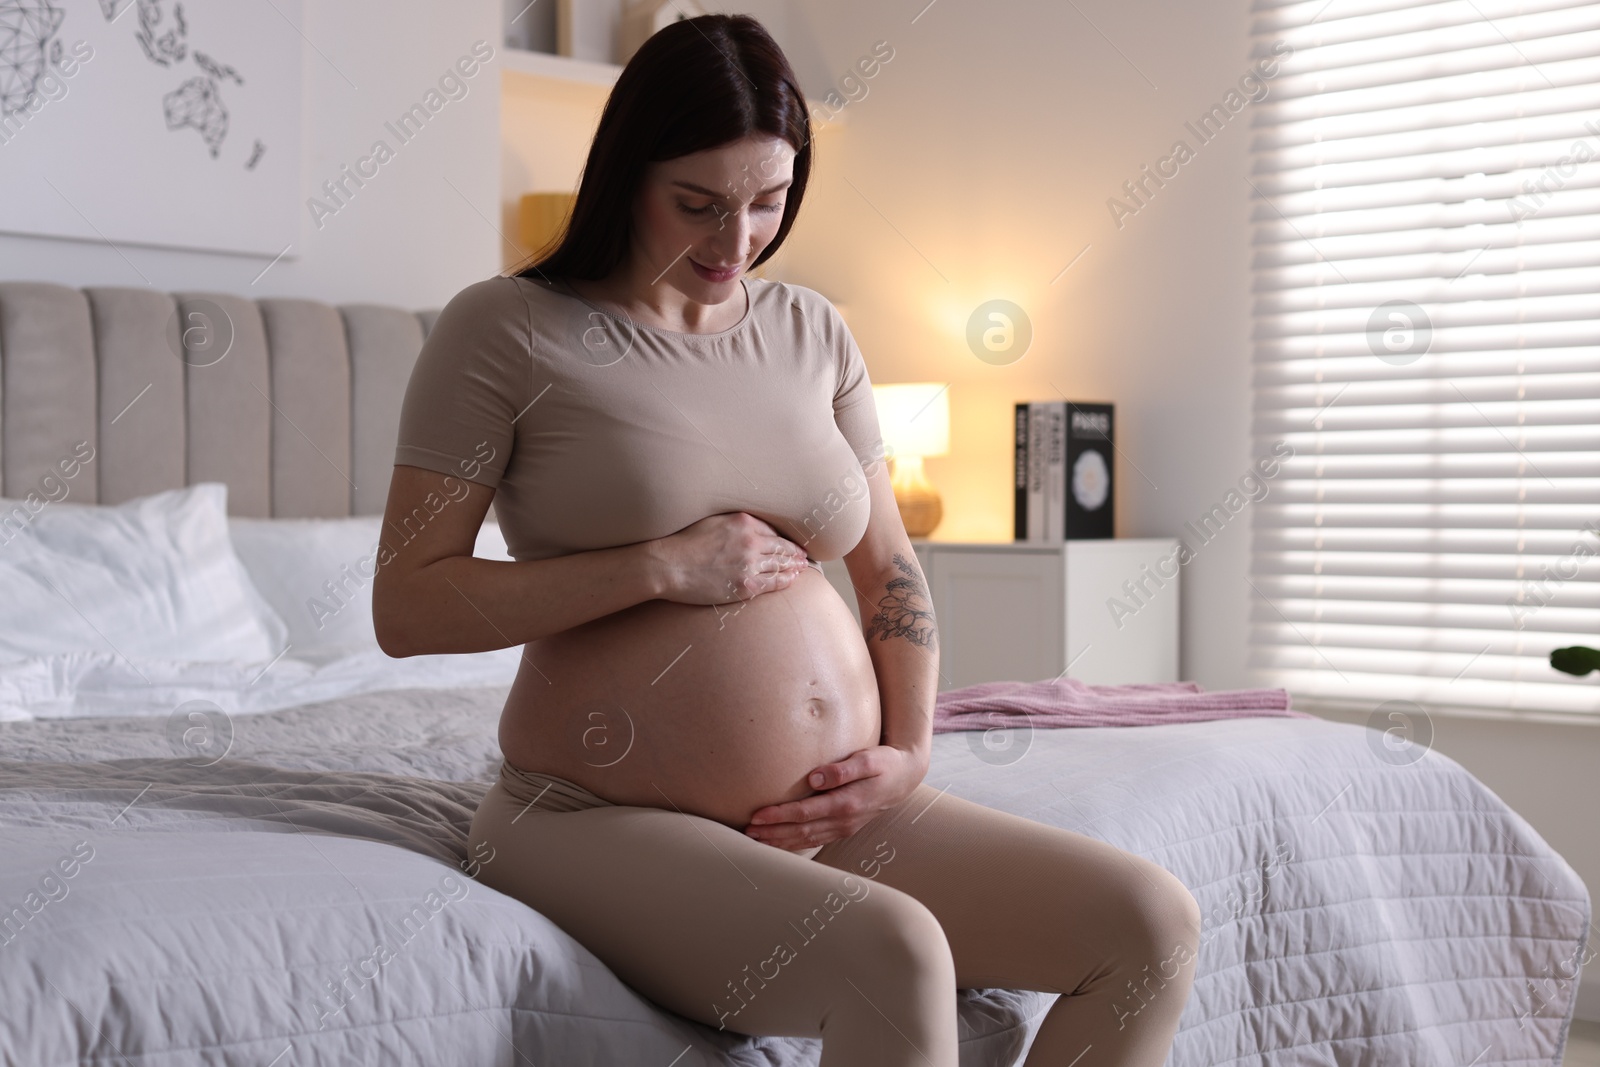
[1061,402,1113,539]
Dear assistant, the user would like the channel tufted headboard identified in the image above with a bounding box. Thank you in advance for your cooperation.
[0,282,442,518]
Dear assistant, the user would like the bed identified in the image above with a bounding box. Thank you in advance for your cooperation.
[0,281,1591,1066]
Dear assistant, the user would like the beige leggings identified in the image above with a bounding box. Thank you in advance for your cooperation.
[467,760,1201,1067]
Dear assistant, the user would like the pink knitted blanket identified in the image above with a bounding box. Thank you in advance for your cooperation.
[931,677,1314,731]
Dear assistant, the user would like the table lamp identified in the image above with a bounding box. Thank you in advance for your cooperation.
[871,382,950,537]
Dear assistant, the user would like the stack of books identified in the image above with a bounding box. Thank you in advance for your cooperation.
[1014,401,1115,541]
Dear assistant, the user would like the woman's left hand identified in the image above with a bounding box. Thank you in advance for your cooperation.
[744,744,928,851]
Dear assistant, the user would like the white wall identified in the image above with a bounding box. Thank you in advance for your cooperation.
[766,0,1257,692]
[0,0,502,311]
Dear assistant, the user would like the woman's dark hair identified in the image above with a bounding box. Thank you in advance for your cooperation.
[515,14,812,282]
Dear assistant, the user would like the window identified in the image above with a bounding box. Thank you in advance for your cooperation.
[1248,0,1600,720]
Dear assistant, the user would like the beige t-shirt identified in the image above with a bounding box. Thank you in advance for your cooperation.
[393,273,885,569]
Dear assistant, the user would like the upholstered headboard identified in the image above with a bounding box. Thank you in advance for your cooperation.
[0,282,441,517]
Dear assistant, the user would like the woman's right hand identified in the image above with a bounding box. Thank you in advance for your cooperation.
[652,512,811,605]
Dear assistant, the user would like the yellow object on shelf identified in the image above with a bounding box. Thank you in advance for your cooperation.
[518,192,576,259]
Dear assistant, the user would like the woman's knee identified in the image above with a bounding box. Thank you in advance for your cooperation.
[1100,854,1202,986]
[1129,859,1202,955]
[850,883,956,983]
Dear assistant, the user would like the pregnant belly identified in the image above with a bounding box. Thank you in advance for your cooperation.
[498,566,882,828]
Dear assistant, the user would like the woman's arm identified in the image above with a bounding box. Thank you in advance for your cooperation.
[372,465,812,658]
[844,461,938,772]
[372,465,668,657]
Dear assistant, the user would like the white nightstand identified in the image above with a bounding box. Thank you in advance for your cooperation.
[819,538,1181,690]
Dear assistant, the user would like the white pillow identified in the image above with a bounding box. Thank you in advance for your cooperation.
[0,483,289,664]
[227,514,513,662]
[227,515,385,661]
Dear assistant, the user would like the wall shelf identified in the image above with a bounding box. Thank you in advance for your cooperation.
[500,47,622,88]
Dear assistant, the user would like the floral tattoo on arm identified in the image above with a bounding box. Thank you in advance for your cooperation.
[865,553,937,651]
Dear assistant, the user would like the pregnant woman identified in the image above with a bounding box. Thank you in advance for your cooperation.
[374,14,1198,1066]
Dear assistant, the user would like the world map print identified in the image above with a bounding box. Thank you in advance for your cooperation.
[0,0,264,164]
[0,0,65,114]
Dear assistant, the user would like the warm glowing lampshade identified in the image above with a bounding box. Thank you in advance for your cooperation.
[871,383,950,460]
[871,383,950,537]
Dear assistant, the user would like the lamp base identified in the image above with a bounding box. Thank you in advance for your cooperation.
[889,456,943,538]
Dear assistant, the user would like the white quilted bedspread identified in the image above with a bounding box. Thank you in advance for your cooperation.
[0,686,1589,1066]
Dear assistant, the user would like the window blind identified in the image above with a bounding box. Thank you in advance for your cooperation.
[1247,0,1600,720]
